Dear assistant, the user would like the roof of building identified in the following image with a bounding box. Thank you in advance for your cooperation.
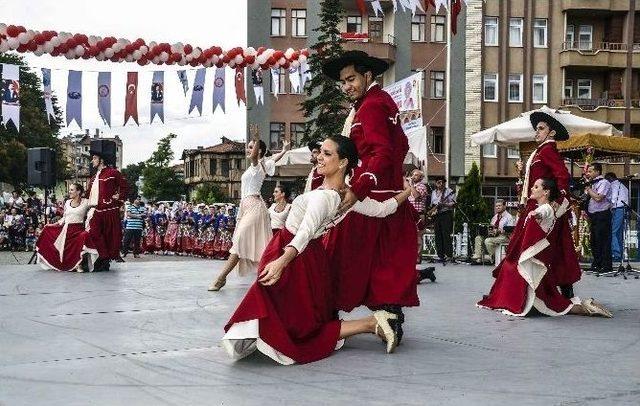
[182,137,245,159]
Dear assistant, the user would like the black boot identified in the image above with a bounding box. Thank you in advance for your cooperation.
[417,267,436,283]
[560,284,574,299]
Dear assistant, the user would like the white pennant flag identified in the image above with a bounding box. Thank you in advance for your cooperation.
[177,70,189,96]
[150,71,164,124]
[252,69,264,105]
[288,66,301,94]
[1,64,20,131]
[213,67,226,113]
[391,0,398,12]
[271,68,280,99]
[300,61,312,89]
[41,68,55,124]
[368,0,384,17]
[398,0,412,12]
[410,0,425,15]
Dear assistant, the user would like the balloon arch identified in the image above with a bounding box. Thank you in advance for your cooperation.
[0,23,310,70]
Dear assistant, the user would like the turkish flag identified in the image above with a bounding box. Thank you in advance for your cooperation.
[425,0,436,11]
[235,67,246,106]
[451,0,462,35]
[355,0,366,15]
[124,72,139,125]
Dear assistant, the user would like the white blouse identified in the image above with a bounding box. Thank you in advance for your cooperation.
[526,203,555,233]
[286,189,399,255]
[59,198,89,225]
[269,203,291,230]
[240,159,275,199]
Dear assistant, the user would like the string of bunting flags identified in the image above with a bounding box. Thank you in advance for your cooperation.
[1,60,313,131]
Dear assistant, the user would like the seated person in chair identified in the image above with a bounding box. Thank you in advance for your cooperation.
[472,199,513,264]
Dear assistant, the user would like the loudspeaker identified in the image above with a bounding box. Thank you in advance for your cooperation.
[89,139,117,166]
[28,147,57,187]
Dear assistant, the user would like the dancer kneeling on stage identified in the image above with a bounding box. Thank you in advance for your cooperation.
[222,136,412,364]
[36,183,89,272]
[477,178,612,318]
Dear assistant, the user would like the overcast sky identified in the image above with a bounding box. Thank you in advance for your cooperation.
[1,0,248,166]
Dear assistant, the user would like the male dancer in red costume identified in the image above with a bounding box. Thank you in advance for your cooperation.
[84,140,128,272]
[322,51,419,343]
[513,111,581,297]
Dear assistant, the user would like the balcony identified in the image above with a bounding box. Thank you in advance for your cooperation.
[341,33,397,63]
[560,98,640,124]
[560,42,630,68]
[562,0,633,12]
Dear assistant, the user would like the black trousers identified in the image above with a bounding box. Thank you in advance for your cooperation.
[434,210,454,259]
[588,210,612,271]
[122,229,143,255]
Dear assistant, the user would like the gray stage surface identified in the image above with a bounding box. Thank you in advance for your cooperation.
[0,259,639,406]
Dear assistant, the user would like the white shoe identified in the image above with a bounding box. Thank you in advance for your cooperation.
[373,310,398,354]
[581,298,613,318]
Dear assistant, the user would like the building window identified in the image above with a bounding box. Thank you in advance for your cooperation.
[270,68,286,94]
[508,74,523,103]
[209,159,217,176]
[271,8,286,36]
[430,71,445,99]
[290,123,305,147]
[369,17,383,41]
[430,15,446,43]
[578,25,593,50]
[269,122,285,150]
[565,25,575,48]
[411,14,426,42]
[509,18,523,47]
[430,127,444,154]
[564,79,573,99]
[533,19,547,48]
[235,158,243,171]
[292,9,306,37]
[483,144,497,158]
[577,79,592,99]
[532,74,547,104]
[189,160,195,178]
[221,159,230,177]
[347,16,362,33]
[507,147,520,159]
[484,17,498,46]
[483,73,498,102]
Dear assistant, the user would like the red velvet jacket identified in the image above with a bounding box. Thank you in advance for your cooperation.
[349,84,408,201]
[85,167,129,210]
[526,141,569,204]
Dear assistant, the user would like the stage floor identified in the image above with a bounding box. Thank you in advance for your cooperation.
[1,259,639,406]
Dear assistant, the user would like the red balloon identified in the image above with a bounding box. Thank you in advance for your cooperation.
[184,44,193,54]
[171,52,181,63]
[260,63,270,70]
[257,46,266,55]
[245,55,255,64]
[58,44,69,53]
[110,56,119,63]
[6,25,20,37]
[51,50,60,57]
[66,38,77,48]
[222,54,231,64]
[16,44,28,53]
[27,41,38,51]
[267,56,276,65]
[215,61,224,68]
[137,56,148,66]
[189,60,198,67]
[281,62,290,69]
[203,49,214,59]
[273,50,284,59]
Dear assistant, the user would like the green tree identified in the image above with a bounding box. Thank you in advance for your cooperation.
[140,133,185,201]
[0,53,67,187]
[300,0,348,145]
[454,162,492,252]
[122,161,146,200]
[193,183,226,205]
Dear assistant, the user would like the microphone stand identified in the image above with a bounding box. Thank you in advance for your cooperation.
[603,199,640,279]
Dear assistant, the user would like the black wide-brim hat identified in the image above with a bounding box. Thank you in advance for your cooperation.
[529,111,570,141]
[322,50,389,81]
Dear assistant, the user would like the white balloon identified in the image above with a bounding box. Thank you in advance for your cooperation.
[112,42,122,52]
[152,56,160,64]
[148,41,157,49]
[172,42,184,52]
[250,61,259,70]
[186,54,193,62]
[18,32,30,44]
[132,50,142,60]
[50,36,60,47]
[228,60,236,68]
[104,48,115,58]
[278,57,286,65]
[140,45,148,53]
[211,55,219,64]
[178,58,187,66]
[234,54,243,64]
[7,37,19,49]
[244,46,256,56]
[65,50,75,59]
[192,47,202,58]
[43,42,54,53]
[291,60,300,69]
[299,54,307,63]
[256,54,268,65]
[284,48,294,59]
[160,51,169,62]
[125,55,134,63]
[0,23,7,35]
[96,53,105,61]
[75,45,84,54]
[0,42,10,53]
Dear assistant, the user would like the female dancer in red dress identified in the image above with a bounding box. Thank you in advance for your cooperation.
[477,178,612,318]
[37,183,89,272]
[222,136,412,364]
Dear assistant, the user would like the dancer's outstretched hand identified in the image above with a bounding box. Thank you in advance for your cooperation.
[258,259,285,286]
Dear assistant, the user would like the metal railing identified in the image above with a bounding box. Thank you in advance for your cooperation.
[561,41,629,52]
[561,98,640,110]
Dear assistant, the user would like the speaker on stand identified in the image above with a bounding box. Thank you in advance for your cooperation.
[27,147,57,264]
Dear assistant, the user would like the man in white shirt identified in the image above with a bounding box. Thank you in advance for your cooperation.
[472,199,513,263]
[605,172,629,262]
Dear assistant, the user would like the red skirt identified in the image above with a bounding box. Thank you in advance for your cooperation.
[478,216,574,316]
[164,222,179,252]
[84,208,121,260]
[324,200,419,311]
[36,223,87,272]
[143,229,157,253]
[222,228,341,364]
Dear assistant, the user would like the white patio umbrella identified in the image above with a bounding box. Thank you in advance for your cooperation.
[471,105,622,146]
